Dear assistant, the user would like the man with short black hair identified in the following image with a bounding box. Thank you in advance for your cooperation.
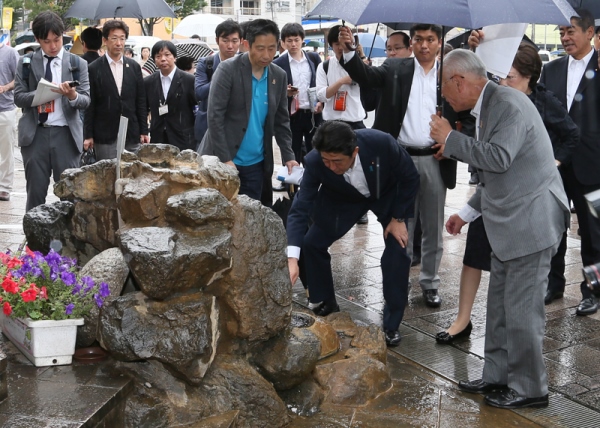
[145,41,197,151]
[386,31,412,58]
[287,121,419,346]
[80,27,103,64]
[274,22,323,164]
[14,11,90,211]
[194,19,242,145]
[84,20,148,160]
[198,19,298,204]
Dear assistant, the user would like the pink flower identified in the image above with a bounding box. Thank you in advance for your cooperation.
[40,286,48,300]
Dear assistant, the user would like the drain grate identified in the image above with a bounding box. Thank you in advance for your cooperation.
[514,393,600,428]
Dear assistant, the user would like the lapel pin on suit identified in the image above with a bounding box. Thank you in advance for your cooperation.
[126,64,129,68]
[272,79,276,85]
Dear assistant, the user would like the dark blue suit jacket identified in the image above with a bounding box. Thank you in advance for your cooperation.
[287,129,419,247]
[194,54,221,143]
[273,51,321,113]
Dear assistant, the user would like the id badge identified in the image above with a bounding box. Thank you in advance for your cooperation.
[37,100,55,114]
[159,104,169,116]
[333,91,347,111]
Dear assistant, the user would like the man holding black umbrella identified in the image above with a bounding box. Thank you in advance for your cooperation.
[338,24,472,309]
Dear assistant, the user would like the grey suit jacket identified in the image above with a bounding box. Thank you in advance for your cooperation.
[445,83,569,262]
[198,53,294,177]
[14,49,90,151]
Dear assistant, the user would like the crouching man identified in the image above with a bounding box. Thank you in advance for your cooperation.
[286,120,419,346]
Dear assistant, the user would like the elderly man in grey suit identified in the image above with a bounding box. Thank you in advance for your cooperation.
[198,19,297,204]
[430,50,569,409]
[14,11,90,212]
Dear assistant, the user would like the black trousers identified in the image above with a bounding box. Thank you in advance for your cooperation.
[290,110,322,163]
[302,205,410,332]
[561,165,600,298]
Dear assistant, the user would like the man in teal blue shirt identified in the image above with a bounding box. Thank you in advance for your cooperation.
[199,19,297,204]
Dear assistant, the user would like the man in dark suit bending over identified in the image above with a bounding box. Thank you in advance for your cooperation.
[286,121,419,346]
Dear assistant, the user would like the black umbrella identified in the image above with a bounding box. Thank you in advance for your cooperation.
[567,1,600,17]
[64,0,175,20]
[142,41,214,75]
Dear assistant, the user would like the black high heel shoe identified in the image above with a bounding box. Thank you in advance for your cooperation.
[435,321,473,344]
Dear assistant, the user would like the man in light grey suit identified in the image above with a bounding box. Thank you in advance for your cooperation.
[430,50,569,409]
[14,11,90,212]
[198,19,297,205]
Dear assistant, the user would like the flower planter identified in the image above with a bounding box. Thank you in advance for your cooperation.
[0,314,83,367]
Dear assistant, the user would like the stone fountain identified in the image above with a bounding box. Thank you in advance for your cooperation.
[23,145,391,427]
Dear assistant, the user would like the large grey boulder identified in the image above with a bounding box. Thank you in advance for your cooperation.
[118,227,231,300]
[23,201,73,252]
[212,196,292,342]
[99,292,219,385]
[252,324,321,391]
[54,159,116,201]
[77,248,129,347]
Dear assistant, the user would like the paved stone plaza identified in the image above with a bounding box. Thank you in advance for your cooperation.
[1,142,600,426]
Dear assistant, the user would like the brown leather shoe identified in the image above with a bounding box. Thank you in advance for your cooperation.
[0,191,10,201]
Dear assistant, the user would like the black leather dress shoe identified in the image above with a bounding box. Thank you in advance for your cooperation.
[458,379,508,394]
[313,301,340,317]
[436,321,472,344]
[485,389,549,409]
[423,289,441,307]
[411,255,421,267]
[384,330,402,347]
[576,296,599,316]
[544,289,564,305]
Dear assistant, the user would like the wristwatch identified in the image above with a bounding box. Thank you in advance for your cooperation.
[392,217,405,223]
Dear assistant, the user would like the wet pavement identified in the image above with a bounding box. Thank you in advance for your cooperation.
[1,141,600,426]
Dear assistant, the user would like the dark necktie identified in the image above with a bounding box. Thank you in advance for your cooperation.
[39,55,56,124]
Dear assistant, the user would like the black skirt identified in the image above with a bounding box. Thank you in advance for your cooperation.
[463,216,492,272]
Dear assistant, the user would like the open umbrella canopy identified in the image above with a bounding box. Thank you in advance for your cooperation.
[173,13,225,38]
[142,40,214,75]
[305,40,324,48]
[356,33,386,58]
[568,1,600,17]
[65,0,175,20]
[308,0,576,28]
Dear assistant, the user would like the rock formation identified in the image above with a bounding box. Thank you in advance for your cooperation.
[23,144,391,427]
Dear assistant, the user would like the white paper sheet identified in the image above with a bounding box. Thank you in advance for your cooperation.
[31,78,62,107]
[476,23,528,78]
[277,165,304,185]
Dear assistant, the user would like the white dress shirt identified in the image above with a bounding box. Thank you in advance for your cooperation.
[44,48,77,127]
[316,55,365,122]
[106,54,124,95]
[398,59,438,147]
[566,47,594,111]
[289,52,312,109]
[287,153,370,259]
[161,67,177,100]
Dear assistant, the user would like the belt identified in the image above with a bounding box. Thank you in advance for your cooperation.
[297,108,312,113]
[402,145,437,156]
[38,123,67,128]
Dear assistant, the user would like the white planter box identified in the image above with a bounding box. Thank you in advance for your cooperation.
[0,314,84,367]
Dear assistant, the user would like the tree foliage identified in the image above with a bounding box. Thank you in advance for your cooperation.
[138,0,207,36]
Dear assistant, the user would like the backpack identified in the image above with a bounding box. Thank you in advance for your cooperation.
[205,55,215,81]
[21,52,81,90]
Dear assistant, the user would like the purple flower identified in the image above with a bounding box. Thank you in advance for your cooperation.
[93,293,103,308]
[60,271,76,286]
[81,276,95,290]
[99,282,110,298]
[65,303,75,315]
[71,283,82,295]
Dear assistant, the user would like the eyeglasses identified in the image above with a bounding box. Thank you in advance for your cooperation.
[442,75,463,86]
[108,37,126,43]
[386,46,407,52]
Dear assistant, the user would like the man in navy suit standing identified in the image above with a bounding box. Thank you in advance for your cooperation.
[286,121,419,346]
[273,23,323,164]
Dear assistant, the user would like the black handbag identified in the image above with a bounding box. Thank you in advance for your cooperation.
[80,148,97,167]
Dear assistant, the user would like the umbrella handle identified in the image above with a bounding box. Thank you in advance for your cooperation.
[341,20,356,51]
